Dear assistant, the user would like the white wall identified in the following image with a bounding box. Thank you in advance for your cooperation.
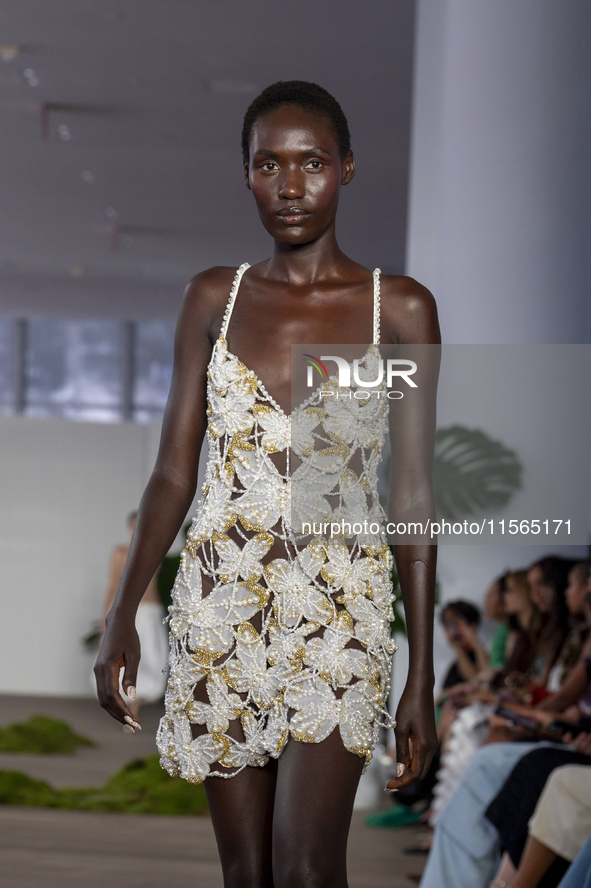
[0,417,150,696]
[407,0,591,345]
[392,0,591,702]
[0,415,208,697]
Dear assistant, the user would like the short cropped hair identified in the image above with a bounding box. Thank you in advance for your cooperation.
[441,600,481,626]
[241,80,351,164]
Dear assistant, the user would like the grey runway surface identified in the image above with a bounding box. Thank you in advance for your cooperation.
[0,694,428,887]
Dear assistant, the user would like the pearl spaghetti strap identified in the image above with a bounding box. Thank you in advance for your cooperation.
[372,268,381,346]
[219,262,250,340]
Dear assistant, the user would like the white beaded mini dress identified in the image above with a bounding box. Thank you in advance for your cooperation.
[157,264,397,783]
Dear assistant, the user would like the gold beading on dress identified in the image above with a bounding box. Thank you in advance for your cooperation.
[157,264,397,784]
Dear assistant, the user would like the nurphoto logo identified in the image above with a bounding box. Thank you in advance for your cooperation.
[303,354,418,399]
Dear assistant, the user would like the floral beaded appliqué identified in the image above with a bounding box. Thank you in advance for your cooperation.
[157,264,397,784]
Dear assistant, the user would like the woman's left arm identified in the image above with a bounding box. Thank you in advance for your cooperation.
[381,276,441,790]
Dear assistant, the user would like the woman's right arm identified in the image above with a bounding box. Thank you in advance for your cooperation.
[536,636,591,713]
[94,268,228,727]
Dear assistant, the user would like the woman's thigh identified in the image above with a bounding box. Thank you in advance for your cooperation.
[205,759,278,888]
[272,729,365,888]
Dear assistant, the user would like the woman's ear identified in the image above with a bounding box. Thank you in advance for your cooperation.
[341,150,355,186]
[244,162,251,190]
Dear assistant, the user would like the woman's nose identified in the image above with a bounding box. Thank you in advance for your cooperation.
[278,166,305,199]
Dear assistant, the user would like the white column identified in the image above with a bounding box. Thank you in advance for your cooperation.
[406,0,591,345]
[401,2,591,699]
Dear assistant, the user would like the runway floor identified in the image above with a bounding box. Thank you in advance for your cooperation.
[0,694,428,887]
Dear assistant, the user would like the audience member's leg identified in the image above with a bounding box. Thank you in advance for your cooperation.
[557,833,591,888]
[511,836,558,888]
[485,748,591,869]
[528,765,591,865]
[420,742,561,888]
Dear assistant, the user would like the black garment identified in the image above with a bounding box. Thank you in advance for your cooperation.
[485,746,591,868]
[442,651,476,690]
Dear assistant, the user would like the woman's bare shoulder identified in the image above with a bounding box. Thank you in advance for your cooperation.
[177,266,241,343]
[183,265,240,311]
[379,274,441,344]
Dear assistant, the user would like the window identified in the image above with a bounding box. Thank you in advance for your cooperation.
[0,320,17,415]
[26,320,124,421]
[0,318,175,423]
[133,320,175,422]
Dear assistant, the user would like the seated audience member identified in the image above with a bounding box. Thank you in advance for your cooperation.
[419,734,591,888]
[494,569,539,683]
[419,562,591,888]
[486,739,591,887]
[485,573,510,672]
[545,560,590,692]
[428,570,539,824]
[487,560,590,740]
[440,600,490,690]
[526,556,575,690]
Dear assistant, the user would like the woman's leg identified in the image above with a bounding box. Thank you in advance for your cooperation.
[204,759,278,888]
[272,729,365,888]
[420,742,553,888]
[511,837,557,888]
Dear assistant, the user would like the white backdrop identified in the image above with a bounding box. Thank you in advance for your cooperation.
[0,415,206,697]
[0,417,148,695]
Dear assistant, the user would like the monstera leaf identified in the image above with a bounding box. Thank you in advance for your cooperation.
[433,424,522,521]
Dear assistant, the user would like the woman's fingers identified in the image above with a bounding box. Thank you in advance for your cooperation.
[413,737,435,780]
[385,727,412,791]
[573,732,591,754]
[386,724,437,791]
[94,655,139,727]
[122,648,139,700]
[385,752,425,790]
[395,725,411,771]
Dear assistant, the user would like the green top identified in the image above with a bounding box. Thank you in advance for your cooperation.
[489,622,509,669]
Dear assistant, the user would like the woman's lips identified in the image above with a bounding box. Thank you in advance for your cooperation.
[276,208,311,224]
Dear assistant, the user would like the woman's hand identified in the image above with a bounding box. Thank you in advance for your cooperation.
[94,612,142,730]
[386,683,438,791]
[563,731,591,754]
[454,619,477,651]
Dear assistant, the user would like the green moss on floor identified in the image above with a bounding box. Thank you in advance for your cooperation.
[0,754,209,815]
[0,716,95,754]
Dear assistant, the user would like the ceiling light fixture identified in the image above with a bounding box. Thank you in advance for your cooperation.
[23,67,39,86]
[0,44,20,63]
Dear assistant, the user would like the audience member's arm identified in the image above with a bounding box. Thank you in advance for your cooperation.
[537,635,591,712]
[452,643,480,682]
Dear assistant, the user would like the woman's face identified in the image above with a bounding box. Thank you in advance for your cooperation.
[585,572,591,623]
[441,611,463,645]
[484,581,504,621]
[565,567,588,615]
[527,565,555,613]
[502,577,529,615]
[245,104,354,245]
